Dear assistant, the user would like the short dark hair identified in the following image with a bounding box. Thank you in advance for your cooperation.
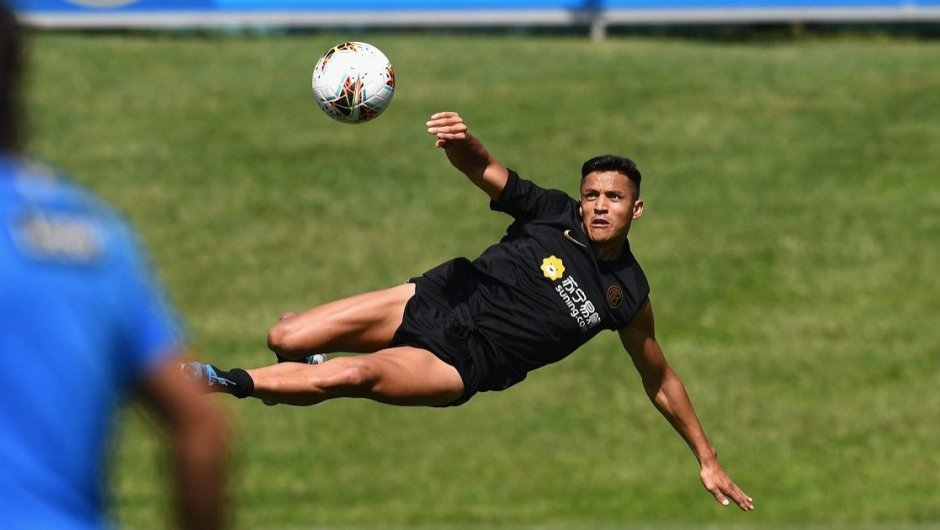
[1,2,24,154]
[580,155,642,198]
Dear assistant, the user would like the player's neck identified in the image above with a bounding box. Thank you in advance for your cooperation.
[591,238,627,262]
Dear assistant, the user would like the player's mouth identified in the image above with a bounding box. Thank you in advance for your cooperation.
[590,218,610,228]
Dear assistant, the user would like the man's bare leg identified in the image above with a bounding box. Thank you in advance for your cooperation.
[267,283,415,359]
[184,283,461,405]
[248,346,464,407]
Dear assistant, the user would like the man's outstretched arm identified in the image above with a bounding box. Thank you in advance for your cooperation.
[618,299,754,511]
[139,354,230,530]
[426,111,509,201]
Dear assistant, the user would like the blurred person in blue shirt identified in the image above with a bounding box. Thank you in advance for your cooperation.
[0,5,228,529]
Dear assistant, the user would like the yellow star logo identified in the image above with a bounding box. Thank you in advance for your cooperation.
[540,255,565,281]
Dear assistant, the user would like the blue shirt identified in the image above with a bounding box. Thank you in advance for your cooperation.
[0,154,184,529]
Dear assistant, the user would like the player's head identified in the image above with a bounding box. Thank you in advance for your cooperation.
[1,1,24,154]
[578,155,644,256]
[581,155,641,199]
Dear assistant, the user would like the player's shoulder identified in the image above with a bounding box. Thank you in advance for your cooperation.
[509,169,574,198]
[2,155,138,261]
[497,168,577,215]
[3,155,125,223]
[599,243,650,329]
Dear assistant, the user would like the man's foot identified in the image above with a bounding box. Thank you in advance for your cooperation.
[263,354,328,406]
[276,353,329,365]
[303,353,329,365]
[181,361,238,392]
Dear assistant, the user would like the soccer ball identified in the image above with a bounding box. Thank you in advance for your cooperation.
[311,41,395,124]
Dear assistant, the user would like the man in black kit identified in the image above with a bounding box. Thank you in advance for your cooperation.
[190,111,754,511]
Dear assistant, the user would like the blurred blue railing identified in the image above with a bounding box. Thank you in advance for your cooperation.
[13,0,940,33]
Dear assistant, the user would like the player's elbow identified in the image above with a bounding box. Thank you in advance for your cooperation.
[641,366,673,403]
[643,379,664,404]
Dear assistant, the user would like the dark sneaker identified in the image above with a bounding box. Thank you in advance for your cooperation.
[302,354,328,365]
[275,353,329,365]
[181,361,236,392]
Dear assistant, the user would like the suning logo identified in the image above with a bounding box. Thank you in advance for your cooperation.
[555,276,601,332]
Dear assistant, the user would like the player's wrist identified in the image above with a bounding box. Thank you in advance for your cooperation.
[696,447,720,467]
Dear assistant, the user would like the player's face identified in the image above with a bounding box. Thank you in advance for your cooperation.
[579,171,643,257]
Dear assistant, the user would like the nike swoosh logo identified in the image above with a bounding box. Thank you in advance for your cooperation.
[563,229,588,248]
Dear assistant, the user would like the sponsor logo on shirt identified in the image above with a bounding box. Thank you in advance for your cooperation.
[541,255,601,332]
[540,255,565,281]
[13,210,103,264]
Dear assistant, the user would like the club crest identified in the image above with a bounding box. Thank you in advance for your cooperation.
[606,285,624,308]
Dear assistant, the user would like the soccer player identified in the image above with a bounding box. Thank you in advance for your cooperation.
[191,111,754,511]
[0,5,228,529]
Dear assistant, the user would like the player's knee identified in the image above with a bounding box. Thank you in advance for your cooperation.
[266,316,302,355]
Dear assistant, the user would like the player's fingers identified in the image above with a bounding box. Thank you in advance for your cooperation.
[711,489,730,507]
[426,116,465,130]
[732,491,755,511]
[426,118,460,129]
[701,478,725,506]
[432,127,466,136]
[723,483,754,511]
[429,111,459,120]
[426,121,466,133]
[426,127,465,137]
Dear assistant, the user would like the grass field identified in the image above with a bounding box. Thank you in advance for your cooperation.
[23,29,940,529]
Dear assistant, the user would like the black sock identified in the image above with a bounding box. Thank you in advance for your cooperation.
[211,366,255,399]
[228,368,255,399]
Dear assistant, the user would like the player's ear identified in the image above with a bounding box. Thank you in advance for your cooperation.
[632,199,644,220]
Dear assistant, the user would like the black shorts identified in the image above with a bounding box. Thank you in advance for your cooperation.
[389,259,513,407]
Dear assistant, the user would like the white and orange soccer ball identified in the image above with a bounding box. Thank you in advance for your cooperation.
[311,41,395,124]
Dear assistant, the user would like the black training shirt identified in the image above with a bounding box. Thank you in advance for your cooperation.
[425,169,650,392]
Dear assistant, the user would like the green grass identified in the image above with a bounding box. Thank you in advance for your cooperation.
[23,31,940,528]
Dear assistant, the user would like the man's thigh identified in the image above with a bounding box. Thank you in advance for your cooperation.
[356,347,464,406]
[269,283,415,355]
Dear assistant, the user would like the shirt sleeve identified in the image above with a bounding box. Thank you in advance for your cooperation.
[489,169,576,223]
